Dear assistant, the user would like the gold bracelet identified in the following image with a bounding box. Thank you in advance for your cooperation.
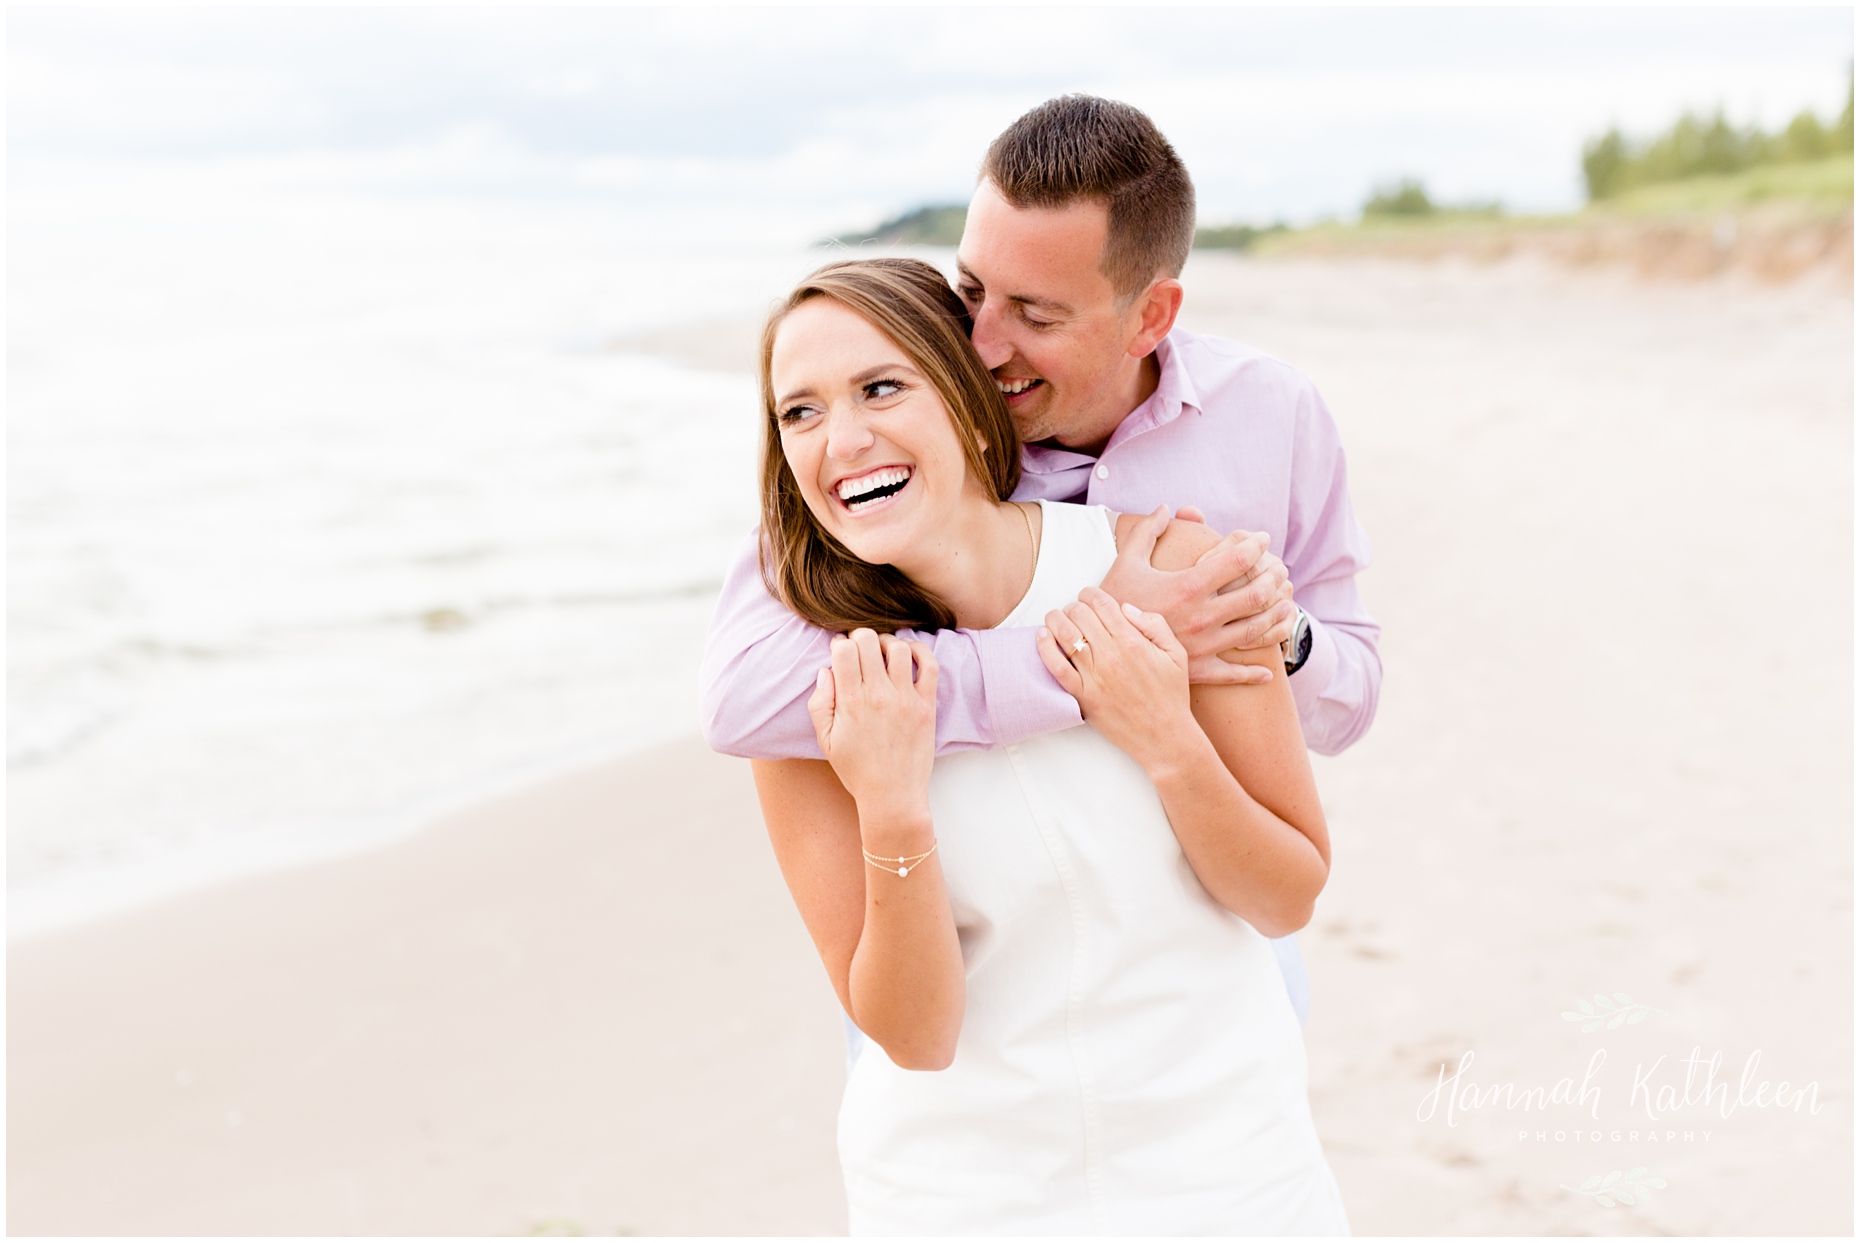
[862,841,939,878]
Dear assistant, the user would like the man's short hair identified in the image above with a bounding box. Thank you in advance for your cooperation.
[980,95,1196,300]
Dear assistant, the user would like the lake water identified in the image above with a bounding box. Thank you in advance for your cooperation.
[8,160,845,936]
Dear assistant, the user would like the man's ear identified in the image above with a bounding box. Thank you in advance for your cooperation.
[1126,277,1185,358]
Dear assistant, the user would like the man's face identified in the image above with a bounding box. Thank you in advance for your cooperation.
[955,180,1147,449]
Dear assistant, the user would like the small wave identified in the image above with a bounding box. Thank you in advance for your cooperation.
[7,703,120,769]
[252,579,728,638]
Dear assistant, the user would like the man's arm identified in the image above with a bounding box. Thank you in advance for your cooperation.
[699,530,1084,760]
[1279,383,1382,757]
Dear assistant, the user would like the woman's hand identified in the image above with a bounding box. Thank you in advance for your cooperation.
[807,629,937,823]
[1036,585,1198,776]
[1040,522,1328,936]
[767,634,960,1073]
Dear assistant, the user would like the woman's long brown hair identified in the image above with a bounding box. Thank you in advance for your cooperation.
[758,258,1020,634]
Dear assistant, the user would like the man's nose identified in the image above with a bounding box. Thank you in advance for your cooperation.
[968,299,1013,371]
[824,404,874,461]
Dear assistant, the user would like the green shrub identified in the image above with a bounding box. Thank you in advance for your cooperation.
[1584,68,1855,201]
[1192,222,1289,250]
[1363,178,1436,217]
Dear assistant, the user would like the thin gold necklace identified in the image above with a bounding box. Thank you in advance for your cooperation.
[1016,502,1038,586]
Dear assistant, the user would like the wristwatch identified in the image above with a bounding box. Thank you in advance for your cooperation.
[1281,606,1313,676]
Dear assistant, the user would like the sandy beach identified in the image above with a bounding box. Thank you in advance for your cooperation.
[9,252,1851,1235]
[9,740,848,1236]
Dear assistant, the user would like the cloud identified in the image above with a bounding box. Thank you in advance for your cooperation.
[8,6,1852,222]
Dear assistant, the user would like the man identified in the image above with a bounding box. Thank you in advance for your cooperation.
[701,95,1380,1022]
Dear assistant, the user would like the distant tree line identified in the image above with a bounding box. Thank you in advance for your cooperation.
[1582,71,1854,201]
[843,75,1855,255]
[834,204,967,246]
[1359,178,1502,219]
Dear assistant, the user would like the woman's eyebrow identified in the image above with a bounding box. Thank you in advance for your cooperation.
[776,363,917,407]
[849,363,922,386]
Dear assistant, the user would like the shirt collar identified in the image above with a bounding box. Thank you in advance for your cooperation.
[1107,329,1201,451]
[1018,329,1202,474]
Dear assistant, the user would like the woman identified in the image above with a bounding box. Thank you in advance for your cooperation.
[749,257,1349,1235]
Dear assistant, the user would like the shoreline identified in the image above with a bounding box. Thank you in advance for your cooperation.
[6,718,700,944]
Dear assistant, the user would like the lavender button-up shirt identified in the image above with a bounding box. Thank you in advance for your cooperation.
[700,327,1382,762]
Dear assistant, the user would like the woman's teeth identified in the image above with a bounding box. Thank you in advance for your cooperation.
[998,378,1042,395]
[837,466,912,510]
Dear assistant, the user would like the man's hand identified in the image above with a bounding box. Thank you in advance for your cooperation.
[1098,505,1298,686]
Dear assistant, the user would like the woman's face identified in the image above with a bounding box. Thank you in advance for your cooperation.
[769,297,985,569]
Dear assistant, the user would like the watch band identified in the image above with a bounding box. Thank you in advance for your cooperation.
[1282,606,1313,676]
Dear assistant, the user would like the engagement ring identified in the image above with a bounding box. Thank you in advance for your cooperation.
[1071,639,1089,655]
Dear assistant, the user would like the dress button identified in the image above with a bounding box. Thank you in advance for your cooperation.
[1094,464,1109,480]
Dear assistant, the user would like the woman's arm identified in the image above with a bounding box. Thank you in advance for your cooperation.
[748,630,965,1070]
[1036,518,1330,937]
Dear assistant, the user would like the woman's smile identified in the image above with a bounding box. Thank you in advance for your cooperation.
[833,465,915,515]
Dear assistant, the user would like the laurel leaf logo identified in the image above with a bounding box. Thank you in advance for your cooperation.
[1561,993,1665,1032]
[1561,1168,1666,1208]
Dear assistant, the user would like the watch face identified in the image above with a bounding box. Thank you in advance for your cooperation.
[1286,613,1313,673]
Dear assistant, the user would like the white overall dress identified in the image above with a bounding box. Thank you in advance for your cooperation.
[838,500,1351,1236]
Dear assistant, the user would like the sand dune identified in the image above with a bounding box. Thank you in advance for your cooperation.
[1258,204,1854,283]
[10,253,1851,1235]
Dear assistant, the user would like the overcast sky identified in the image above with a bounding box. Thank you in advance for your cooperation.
[9,6,1854,230]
